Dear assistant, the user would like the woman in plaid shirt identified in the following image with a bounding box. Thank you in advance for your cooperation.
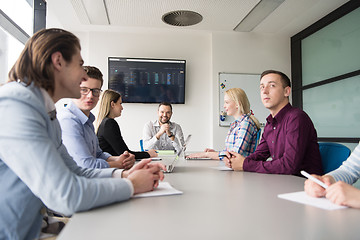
[186,88,260,160]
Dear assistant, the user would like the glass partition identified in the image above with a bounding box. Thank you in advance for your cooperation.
[292,1,360,142]
[303,75,360,138]
[301,7,360,86]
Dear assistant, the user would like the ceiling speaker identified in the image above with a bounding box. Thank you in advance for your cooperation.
[162,10,203,27]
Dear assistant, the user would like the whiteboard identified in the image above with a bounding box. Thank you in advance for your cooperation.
[219,73,268,127]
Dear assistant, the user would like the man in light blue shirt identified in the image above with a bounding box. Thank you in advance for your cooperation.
[0,28,164,240]
[58,66,134,169]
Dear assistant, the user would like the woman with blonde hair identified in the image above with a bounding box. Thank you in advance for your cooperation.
[186,88,260,160]
[96,89,158,159]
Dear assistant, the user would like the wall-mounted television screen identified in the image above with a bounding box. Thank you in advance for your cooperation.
[108,57,186,104]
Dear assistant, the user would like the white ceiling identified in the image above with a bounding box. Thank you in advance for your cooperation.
[47,0,349,36]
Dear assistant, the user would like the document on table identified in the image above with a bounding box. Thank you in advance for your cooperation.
[133,182,183,198]
[278,191,347,210]
[211,165,233,171]
[211,162,233,171]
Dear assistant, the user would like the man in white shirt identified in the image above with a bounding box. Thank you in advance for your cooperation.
[143,102,185,152]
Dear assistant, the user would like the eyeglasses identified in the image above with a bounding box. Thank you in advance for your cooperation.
[80,87,102,97]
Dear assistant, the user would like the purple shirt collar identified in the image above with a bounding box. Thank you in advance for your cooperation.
[266,103,291,125]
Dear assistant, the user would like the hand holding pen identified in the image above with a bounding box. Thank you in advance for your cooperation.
[219,152,232,167]
[302,170,360,208]
[302,170,335,197]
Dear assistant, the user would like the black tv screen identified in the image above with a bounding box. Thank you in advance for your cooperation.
[108,57,186,104]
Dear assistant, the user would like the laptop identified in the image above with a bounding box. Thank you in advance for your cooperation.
[163,135,191,173]
[184,135,212,160]
[185,155,212,160]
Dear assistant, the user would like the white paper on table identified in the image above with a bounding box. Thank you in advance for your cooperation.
[210,161,234,171]
[211,161,234,171]
[211,165,233,171]
[278,191,348,210]
[132,182,183,198]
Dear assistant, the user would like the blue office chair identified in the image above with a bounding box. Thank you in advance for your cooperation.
[318,142,351,174]
[139,139,144,151]
[254,129,261,150]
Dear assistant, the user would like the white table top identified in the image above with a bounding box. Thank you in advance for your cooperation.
[58,158,360,240]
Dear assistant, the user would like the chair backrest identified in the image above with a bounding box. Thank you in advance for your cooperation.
[139,139,144,151]
[254,129,261,150]
[319,142,351,174]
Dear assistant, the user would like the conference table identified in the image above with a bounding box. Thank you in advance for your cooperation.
[58,157,360,240]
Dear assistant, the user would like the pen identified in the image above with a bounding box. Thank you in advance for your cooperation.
[300,170,328,189]
[219,153,231,160]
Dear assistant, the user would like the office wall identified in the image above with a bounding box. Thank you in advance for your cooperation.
[68,29,213,151]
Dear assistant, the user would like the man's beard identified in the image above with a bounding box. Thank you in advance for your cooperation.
[159,117,169,124]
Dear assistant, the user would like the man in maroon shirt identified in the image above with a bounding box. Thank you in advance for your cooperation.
[224,70,323,176]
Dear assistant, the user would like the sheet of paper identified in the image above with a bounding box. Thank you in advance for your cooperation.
[211,165,233,171]
[278,191,347,210]
[210,161,233,171]
[132,182,183,198]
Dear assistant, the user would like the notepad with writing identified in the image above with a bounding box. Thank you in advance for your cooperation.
[132,182,183,198]
[278,191,347,210]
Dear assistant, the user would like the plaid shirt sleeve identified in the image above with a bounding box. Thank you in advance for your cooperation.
[222,116,257,157]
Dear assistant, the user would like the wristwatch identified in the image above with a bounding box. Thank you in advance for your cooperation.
[168,133,174,138]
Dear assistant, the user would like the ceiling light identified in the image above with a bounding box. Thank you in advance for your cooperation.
[82,0,110,25]
[234,0,285,32]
